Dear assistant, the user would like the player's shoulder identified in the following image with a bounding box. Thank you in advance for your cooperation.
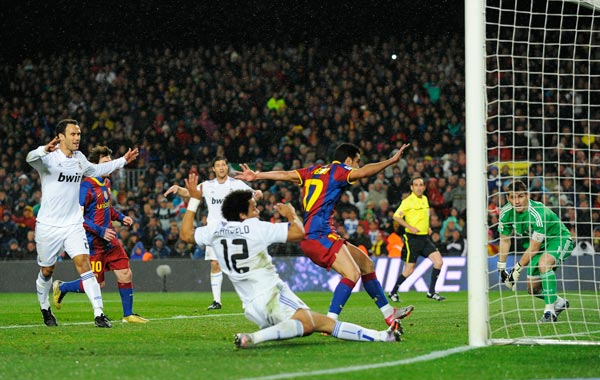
[331,161,353,171]
[499,202,514,217]
[202,178,218,188]
[72,151,87,160]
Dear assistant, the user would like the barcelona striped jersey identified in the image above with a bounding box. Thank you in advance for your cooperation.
[79,176,125,256]
[295,161,354,238]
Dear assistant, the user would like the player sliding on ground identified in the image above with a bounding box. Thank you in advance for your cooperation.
[497,179,573,323]
[179,175,403,348]
[236,142,413,326]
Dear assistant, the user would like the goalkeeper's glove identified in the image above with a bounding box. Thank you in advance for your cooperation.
[504,262,523,291]
[497,261,509,283]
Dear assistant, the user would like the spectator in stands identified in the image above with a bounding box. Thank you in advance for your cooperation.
[445,229,467,256]
[150,234,171,259]
[348,224,372,255]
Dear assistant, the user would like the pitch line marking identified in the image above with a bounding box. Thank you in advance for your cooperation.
[241,345,475,380]
[0,313,244,329]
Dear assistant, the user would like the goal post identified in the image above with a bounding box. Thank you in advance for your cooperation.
[465,0,490,347]
[467,0,600,346]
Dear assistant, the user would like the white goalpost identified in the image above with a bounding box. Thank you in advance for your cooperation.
[467,0,600,345]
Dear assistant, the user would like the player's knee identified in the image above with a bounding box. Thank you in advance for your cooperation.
[40,267,54,277]
[116,268,133,283]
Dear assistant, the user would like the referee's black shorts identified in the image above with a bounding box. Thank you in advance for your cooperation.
[401,233,437,263]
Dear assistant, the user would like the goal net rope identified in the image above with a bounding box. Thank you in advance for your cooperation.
[484,0,600,345]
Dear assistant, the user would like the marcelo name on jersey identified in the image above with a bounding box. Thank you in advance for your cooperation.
[58,172,83,182]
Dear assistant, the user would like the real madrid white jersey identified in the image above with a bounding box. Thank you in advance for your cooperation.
[193,218,289,304]
[201,177,253,225]
[26,146,126,227]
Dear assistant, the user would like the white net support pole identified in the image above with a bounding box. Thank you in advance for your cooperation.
[466,0,491,347]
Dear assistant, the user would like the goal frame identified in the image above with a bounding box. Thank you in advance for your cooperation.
[466,0,600,346]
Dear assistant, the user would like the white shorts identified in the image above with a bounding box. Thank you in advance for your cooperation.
[204,245,217,261]
[244,281,309,329]
[35,223,89,267]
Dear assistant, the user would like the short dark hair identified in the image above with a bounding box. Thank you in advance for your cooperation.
[411,176,424,186]
[221,190,253,222]
[211,156,228,167]
[55,119,79,137]
[88,146,113,164]
[506,179,527,192]
[332,143,360,163]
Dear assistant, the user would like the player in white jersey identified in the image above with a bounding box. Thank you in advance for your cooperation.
[179,173,403,348]
[164,156,261,310]
[26,119,139,327]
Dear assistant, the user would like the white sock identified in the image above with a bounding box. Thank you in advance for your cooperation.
[36,271,52,309]
[80,271,104,317]
[251,319,304,344]
[544,304,556,314]
[554,296,565,305]
[380,304,394,319]
[332,321,387,342]
[210,271,223,304]
[326,312,339,320]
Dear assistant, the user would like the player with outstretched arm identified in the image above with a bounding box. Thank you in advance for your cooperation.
[26,119,138,327]
[178,173,403,348]
[236,142,413,326]
[52,145,148,324]
[164,156,261,310]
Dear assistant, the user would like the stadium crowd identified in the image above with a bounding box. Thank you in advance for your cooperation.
[1,34,599,261]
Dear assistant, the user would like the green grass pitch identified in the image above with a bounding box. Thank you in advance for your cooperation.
[1,291,598,380]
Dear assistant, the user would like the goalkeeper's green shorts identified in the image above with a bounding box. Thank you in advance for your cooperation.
[527,237,574,277]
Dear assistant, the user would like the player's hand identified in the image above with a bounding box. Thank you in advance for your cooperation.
[103,228,117,242]
[122,216,133,226]
[235,163,258,182]
[164,185,190,198]
[184,173,202,199]
[123,147,139,164]
[390,143,410,162]
[274,202,296,219]
[497,261,509,283]
[44,136,60,153]
[505,262,523,290]
[253,189,263,200]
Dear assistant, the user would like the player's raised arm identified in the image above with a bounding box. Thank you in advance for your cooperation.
[123,147,139,165]
[180,173,203,244]
[348,143,410,182]
[274,203,304,242]
[235,163,301,184]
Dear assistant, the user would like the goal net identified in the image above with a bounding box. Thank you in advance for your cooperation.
[477,0,600,345]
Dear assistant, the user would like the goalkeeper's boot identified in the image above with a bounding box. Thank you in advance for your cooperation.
[385,319,403,342]
[387,292,400,302]
[41,308,58,327]
[234,333,254,349]
[52,280,65,309]
[122,313,149,323]
[554,299,570,318]
[95,314,112,328]
[538,311,557,323]
[207,301,222,310]
[386,305,414,326]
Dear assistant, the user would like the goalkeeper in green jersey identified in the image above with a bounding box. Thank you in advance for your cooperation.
[496,180,573,323]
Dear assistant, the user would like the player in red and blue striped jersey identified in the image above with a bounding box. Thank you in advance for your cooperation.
[237,143,413,326]
[52,145,148,323]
